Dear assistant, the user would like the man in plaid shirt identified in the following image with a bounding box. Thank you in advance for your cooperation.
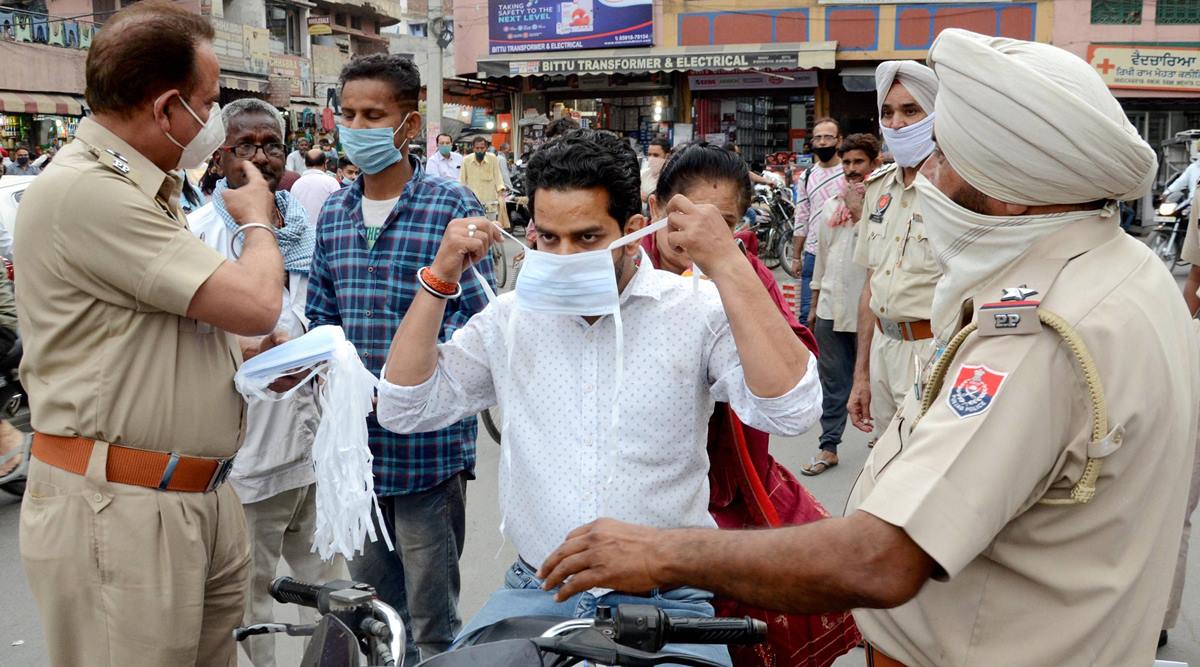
[306,54,493,665]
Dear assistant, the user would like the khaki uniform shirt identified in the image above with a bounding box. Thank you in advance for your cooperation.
[811,196,867,332]
[853,164,940,322]
[460,152,504,205]
[848,218,1200,665]
[14,118,243,458]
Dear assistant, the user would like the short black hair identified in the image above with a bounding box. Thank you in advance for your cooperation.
[812,117,842,135]
[338,156,355,170]
[545,117,580,139]
[839,133,881,161]
[649,137,671,153]
[436,133,453,143]
[339,53,421,106]
[526,128,641,231]
[472,136,489,147]
[655,142,752,217]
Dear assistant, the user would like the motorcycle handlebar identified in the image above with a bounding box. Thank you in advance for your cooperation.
[664,616,768,645]
[270,577,323,609]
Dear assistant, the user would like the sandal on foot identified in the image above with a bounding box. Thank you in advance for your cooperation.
[801,457,838,476]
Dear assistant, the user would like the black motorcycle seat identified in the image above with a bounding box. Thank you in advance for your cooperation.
[457,616,567,647]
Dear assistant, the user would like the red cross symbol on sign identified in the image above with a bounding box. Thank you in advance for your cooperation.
[1096,58,1116,74]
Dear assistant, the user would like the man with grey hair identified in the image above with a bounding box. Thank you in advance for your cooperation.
[189,95,347,667]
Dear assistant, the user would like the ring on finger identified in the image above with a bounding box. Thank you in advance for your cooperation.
[467,223,478,238]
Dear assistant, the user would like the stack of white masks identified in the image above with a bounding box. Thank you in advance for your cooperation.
[235,325,389,561]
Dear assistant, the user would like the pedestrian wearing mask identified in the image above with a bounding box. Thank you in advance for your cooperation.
[188,98,348,667]
[847,61,942,444]
[376,128,820,666]
[792,118,845,323]
[460,136,508,226]
[305,53,493,665]
[427,133,463,181]
[535,29,1199,667]
[7,146,40,176]
[639,137,670,203]
[14,1,286,664]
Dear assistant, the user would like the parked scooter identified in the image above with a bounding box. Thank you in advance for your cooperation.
[246,576,766,667]
[1147,190,1193,267]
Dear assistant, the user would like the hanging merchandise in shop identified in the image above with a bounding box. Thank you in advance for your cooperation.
[489,0,652,54]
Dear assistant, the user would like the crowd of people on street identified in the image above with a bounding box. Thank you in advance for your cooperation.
[6,1,1200,666]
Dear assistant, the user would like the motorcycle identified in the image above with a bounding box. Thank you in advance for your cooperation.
[1147,192,1192,268]
[245,576,766,667]
[507,161,532,239]
[743,185,797,277]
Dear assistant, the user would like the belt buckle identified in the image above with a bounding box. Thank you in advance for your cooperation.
[880,318,902,340]
[206,456,236,492]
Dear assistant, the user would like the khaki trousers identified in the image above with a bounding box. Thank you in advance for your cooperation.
[869,333,936,439]
[20,445,250,667]
[240,483,349,667]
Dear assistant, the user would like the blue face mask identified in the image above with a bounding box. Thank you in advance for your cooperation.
[438,145,452,157]
[338,112,413,175]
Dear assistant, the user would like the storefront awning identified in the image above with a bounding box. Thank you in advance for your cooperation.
[476,42,838,79]
[220,75,270,94]
[0,90,85,116]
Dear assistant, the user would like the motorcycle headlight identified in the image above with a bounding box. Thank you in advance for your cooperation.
[1158,202,1178,216]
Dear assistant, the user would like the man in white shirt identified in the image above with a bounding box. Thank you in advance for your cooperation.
[285,136,310,173]
[801,133,879,476]
[186,97,346,667]
[376,128,820,665]
[427,132,463,181]
[291,148,342,227]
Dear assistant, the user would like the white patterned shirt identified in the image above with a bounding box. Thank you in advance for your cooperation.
[377,260,821,568]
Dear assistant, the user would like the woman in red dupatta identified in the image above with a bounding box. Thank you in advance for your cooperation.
[643,143,860,667]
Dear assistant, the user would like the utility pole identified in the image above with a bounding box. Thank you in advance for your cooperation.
[426,0,444,156]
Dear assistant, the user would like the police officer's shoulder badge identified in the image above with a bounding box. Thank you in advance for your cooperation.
[869,192,893,223]
[947,364,1008,419]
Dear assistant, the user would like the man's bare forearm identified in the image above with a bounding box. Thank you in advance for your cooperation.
[384,289,449,386]
[654,512,933,613]
[710,251,810,397]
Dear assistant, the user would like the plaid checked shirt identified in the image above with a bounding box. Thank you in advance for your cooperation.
[306,157,493,496]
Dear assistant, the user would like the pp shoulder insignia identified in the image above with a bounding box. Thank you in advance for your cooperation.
[865,162,897,184]
[977,285,1043,336]
[947,364,1008,418]
[98,148,132,176]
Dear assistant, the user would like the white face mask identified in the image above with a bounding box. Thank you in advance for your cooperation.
[881,111,936,168]
[164,98,225,170]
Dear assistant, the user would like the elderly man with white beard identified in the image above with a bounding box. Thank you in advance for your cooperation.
[533,29,1200,667]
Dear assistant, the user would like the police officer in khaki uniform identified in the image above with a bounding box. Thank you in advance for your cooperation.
[15,2,286,665]
[526,30,1199,667]
[847,62,941,443]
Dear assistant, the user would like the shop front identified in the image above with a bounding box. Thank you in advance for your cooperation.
[0,91,85,152]
[476,42,836,158]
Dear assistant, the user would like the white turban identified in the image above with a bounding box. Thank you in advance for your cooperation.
[928,28,1157,205]
[875,61,938,116]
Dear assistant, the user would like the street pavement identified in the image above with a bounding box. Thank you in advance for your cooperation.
[1,249,1199,665]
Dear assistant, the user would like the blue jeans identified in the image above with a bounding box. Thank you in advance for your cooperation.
[455,559,732,666]
[799,251,816,324]
[348,473,468,665]
[815,317,857,453]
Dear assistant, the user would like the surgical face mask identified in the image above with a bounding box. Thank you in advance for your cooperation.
[338,112,413,175]
[474,150,487,161]
[15,156,28,166]
[813,145,838,163]
[438,145,452,157]
[881,112,936,168]
[163,98,225,170]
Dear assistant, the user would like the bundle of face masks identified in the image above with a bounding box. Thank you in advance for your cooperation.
[235,325,390,561]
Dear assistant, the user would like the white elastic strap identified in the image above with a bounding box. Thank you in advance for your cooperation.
[606,307,623,486]
[470,263,497,302]
[497,307,520,550]
[607,218,668,251]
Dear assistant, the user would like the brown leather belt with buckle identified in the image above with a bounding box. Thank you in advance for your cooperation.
[31,433,235,493]
[876,317,933,341]
[866,644,907,667]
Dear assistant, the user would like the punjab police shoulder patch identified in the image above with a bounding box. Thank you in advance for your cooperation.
[947,364,1008,419]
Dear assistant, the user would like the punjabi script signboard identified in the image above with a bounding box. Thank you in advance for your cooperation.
[1088,44,1200,94]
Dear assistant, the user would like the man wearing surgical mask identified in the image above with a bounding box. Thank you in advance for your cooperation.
[377,128,820,665]
[13,1,285,664]
[305,53,492,665]
[846,61,942,445]
[639,137,669,203]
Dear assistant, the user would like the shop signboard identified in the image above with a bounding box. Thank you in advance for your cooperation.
[489,0,653,54]
[308,15,332,36]
[1087,44,1200,94]
[243,26,271,76]
[480,49,802,77]
[689,69,817,91]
